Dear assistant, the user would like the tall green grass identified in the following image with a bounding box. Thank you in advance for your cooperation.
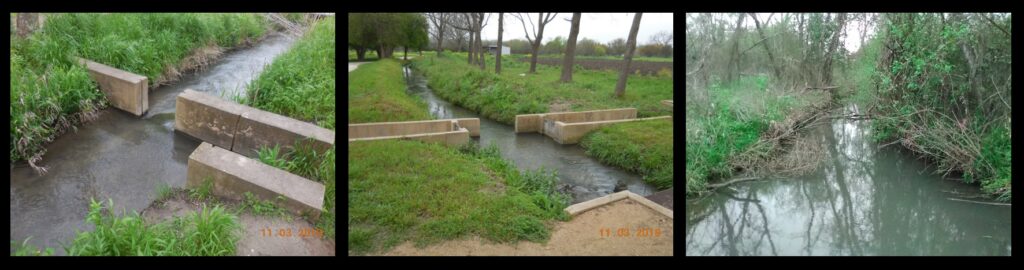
[10,13,270,163]
[255,143,335,239]
[243,16,335,129]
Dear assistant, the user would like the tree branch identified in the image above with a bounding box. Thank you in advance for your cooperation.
[981,13,1011,38]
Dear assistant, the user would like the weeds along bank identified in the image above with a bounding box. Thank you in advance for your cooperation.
[685,74,830,195]
[10,13,269,165]
[410,52,673,126]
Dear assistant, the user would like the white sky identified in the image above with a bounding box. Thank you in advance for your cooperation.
[702,13,876,54]
[476,13,674,45]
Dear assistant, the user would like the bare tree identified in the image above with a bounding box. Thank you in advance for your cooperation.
[615,13,642,98]
[727,14,745,82]
[513,12,558,73]
[749,13,783,79]
[425,13,449,56]
[496,12,503,74]
[822,13,847,86]
[561,13,581,83]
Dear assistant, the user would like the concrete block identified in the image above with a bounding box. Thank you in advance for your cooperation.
[233,107,336,158]
[564,190,673,219]
[514,114,543,133]
[348,128,470,147]
[188,142,325,220]
[78,57,149,116]
[175,89,248,149]
[348,118,480,138]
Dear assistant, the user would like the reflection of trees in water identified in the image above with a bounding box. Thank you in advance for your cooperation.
[685,187,777,256]
[686,116,1011,255]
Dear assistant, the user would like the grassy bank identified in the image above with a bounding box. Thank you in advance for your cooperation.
[242,16,335,129]
[10,13,269,164]
[580,118,674,190]
[685,74,828,195]
[349,140,570,255]
[410,52,672,125]
[347,58,431,123]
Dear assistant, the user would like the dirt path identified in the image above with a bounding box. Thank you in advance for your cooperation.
[142,193,334,256]
[348,61,368,72]
[375,199,672,256]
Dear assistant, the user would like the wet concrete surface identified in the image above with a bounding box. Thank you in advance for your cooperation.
[10,33,295,255]
[402,67,655,204]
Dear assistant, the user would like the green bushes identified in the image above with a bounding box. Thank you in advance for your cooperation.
[873,13,1011,200]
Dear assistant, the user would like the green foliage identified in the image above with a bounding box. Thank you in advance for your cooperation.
[874,13,1011,200]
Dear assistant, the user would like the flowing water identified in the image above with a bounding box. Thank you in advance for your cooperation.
[9,33,295,254]
[402,66,656,204]
[685,105,1011,256]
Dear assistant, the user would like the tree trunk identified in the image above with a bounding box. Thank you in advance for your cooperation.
[404,47,408,60]
[749,13,783,80]
[615,13,642,98]
[529,13,549,74]
[822,13,847,86]
[561,13,581,83]
[435,14,446,56]
[356,48,366,61]
[496,13,503,74]
[727,14,745,82]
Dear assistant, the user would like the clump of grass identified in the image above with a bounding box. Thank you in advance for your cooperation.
[64,198,241,256]
[244,16,335,129]
[581,118,674,190]
[238,191,289,220]
[188,177,214,202]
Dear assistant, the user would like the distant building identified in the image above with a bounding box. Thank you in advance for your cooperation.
[484,45,510,55]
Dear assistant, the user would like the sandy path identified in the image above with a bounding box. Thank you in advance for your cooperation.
[375,199,673,256]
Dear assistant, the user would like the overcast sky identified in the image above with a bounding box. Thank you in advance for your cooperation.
[474,13,674,45]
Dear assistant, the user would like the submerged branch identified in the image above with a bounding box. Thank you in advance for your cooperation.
[947,197,1011,206]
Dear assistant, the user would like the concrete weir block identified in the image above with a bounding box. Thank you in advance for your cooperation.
[564,190,673,219]
[77,57,149,116]
[233,108,336,158]
[347,118,478,147]
[175,89,248,149]
[188,142,325,220]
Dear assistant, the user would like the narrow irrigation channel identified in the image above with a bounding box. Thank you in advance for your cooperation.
[402,66,656,204]
[9,33,295,255]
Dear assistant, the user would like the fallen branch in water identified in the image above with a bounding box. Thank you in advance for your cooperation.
[828,114,874,120]
[707,176,762,189]
[947,197,1011,206]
